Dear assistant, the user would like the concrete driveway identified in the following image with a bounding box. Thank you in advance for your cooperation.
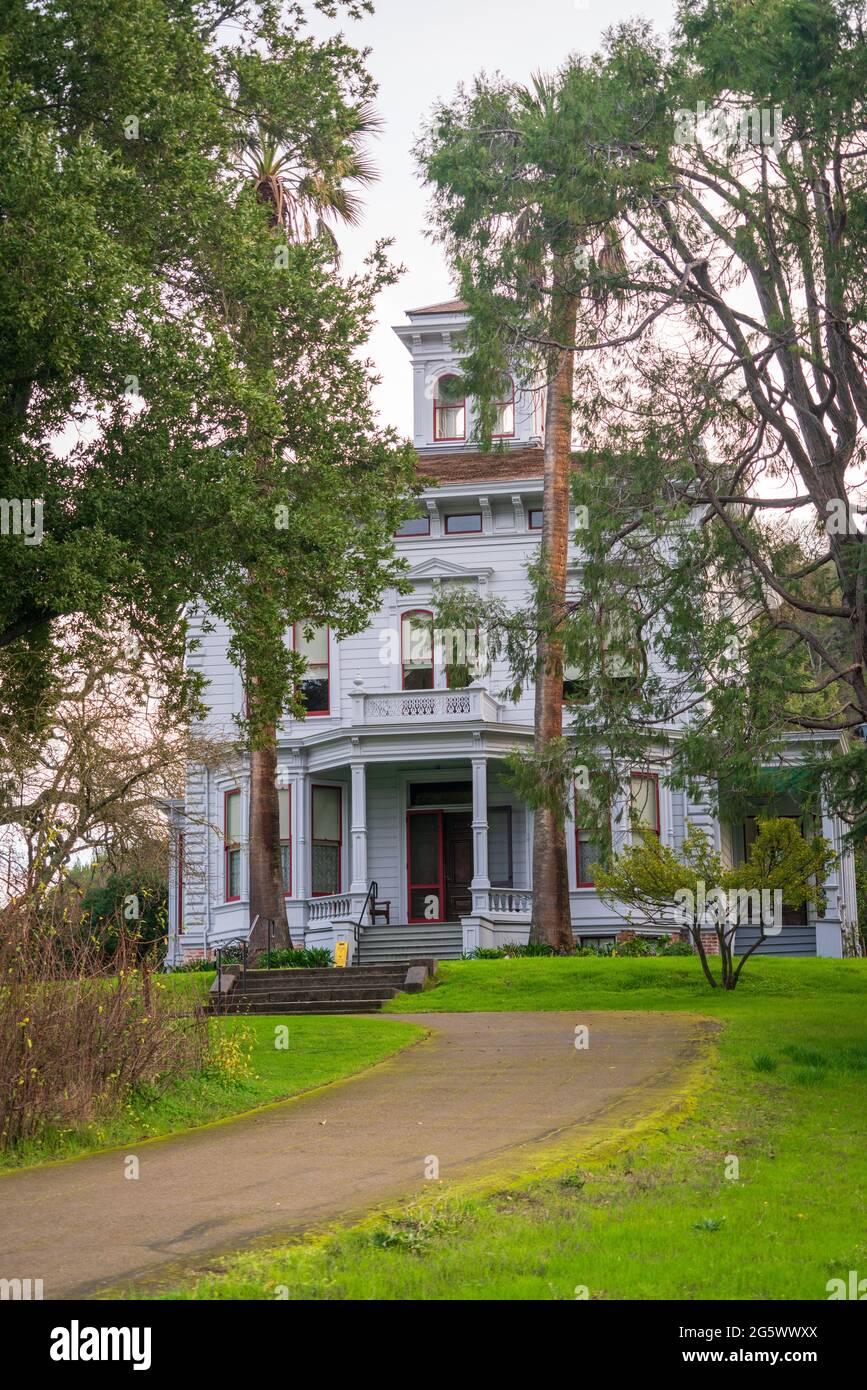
[0,1010,711,1298]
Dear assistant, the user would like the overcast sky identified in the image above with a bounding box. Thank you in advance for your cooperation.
[305,0,679,435]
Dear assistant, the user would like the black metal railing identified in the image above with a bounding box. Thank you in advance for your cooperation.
[213,936,249,1013]
[352,881,378,962]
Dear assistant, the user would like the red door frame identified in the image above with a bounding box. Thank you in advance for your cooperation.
[406,809,445,923]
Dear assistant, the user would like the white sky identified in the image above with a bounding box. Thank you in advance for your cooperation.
[306,0,679,435]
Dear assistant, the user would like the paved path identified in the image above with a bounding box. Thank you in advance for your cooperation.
[0,1011,710,1298]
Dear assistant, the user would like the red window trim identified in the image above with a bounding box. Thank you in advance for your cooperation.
[406,809,445,923]
[492,378,516,438]
[629,771,661,837]
[528,508,543,530]
[294,621,330,717]
[401,608,435,690]
[224,788,241,902]
[573,786,606,888]
[311,783,342,896]
[279,786,292,898]
[444,512,483,535]
[433,375,466,442]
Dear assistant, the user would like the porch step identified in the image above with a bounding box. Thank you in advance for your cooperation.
[208,963,415,1016]
[357,922,463,966]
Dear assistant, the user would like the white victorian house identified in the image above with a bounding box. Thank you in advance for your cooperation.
[166,299,859,966]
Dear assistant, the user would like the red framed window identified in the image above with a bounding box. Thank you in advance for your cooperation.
[433,374,466,441]
[407,810,444,923]
[492,377,515,437]
[444,512,482,535]
[629,773,660,837]
[574,787,607,887]
[295,622,330,715]
[528,508,543,530]
[401,609,434,690]
[224,789,241,901]
[395,514,430,538]
[278,787,292,896]
[311,785,342,895]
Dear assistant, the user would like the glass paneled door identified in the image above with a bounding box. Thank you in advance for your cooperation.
[407,810,443,922]
[407,809,473,922]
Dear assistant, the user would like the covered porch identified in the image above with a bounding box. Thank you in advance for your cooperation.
[282,751,533,961]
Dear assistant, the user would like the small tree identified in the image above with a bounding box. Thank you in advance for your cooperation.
[594,819,833,989]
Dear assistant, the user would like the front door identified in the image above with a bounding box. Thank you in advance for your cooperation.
[443,812,472,920]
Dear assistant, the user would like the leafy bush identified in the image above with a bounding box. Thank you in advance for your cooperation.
[170,958,215,973]
[502,941,557,957]
[257,947,332,969]
[0,914,208,1153]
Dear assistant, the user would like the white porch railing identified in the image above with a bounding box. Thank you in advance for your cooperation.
[307,893,353,923]
[485,888,533,916]
[358,686,503,725]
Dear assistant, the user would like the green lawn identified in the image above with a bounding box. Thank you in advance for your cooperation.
[155,956,867,1300]
[0,1012,425,1173]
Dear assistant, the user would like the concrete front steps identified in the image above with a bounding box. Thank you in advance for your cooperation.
[357,922,463,966]
[210,963,420,1015]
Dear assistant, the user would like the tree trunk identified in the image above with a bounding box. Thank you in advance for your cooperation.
[529,280,578,953]
[247,676,292,951]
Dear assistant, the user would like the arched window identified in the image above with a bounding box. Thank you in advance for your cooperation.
[492,377,515,437]
[401,609,434,690]
[434,374,466,441]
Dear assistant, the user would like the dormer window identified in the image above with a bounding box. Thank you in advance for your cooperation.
[492,377,515,437]
[434,375,466,441]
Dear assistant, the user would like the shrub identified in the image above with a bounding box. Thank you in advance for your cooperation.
[502,941,557,958]
[170,958,215,973]
[0,912,208,1153]
[257,947,332,969]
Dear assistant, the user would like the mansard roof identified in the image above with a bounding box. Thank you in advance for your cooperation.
[415,444,552,484]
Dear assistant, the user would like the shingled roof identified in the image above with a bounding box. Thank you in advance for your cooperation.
[415,446,548,484]
[406,298,469,316]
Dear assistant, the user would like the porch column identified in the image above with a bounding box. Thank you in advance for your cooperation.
[295,774,309,902]
[349,759,368,893]
[471,756,490,893]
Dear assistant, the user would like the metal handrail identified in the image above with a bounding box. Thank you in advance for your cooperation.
[351,881,378,961]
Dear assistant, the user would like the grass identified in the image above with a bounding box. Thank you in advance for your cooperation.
[149,956,867,1301]
[0,1011,425,1173]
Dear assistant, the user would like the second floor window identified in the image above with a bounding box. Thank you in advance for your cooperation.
[444,512,482,535]
[528,508,543,530]
[434,374,466,441]
[224,789,241,901]
[295,622,330,715]
[402,609,434,690]
[630,773,660,837]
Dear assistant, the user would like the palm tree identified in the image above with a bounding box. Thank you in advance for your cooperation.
[238,111,378,952]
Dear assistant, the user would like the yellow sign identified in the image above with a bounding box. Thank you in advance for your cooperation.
[333,940,348,969]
